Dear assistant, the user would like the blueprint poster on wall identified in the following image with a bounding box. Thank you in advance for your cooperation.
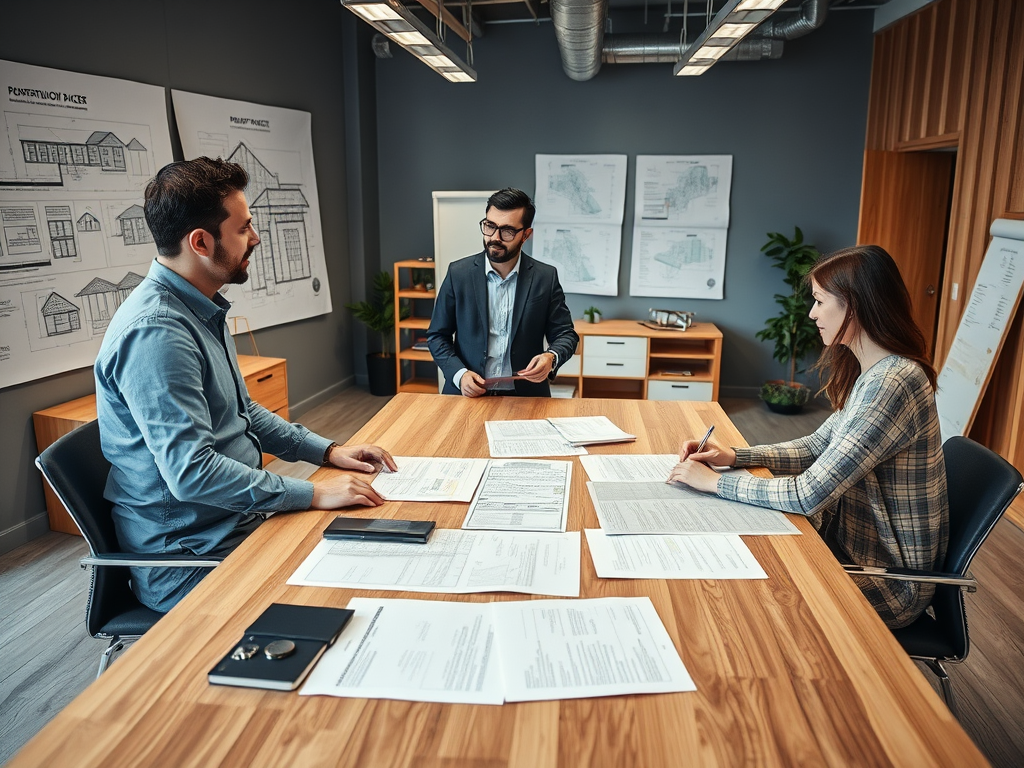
[531,154,627,296]
[171,90,332,332]
[0,59,173,390]
[629,155,733,300]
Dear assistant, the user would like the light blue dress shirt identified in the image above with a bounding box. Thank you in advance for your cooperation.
[94,260,332,612]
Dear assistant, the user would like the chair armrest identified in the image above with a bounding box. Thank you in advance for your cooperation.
[842,564,976,592]
[80,553,224,569]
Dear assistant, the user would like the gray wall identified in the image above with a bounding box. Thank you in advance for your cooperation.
[374,11,875,394]
[0,0,361,552]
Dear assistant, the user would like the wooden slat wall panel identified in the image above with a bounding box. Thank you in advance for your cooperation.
[861,0,1024,478]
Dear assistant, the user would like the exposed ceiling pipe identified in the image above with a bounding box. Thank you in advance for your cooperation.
[602,34,784,64]
[555,0,828,77]
[549,0,607,81]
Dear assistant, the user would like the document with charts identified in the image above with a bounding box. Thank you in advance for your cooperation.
[629,155,732,300]
[287,529,580,596]
[588,481,800,536]
[485,419,586,457]
[371,456,488,502]
[301,597,504,705]
[584,529,767,580]
[463,459,572,532]
[530,222,620,296]
[493,597,695,702]
[546,415,635,446]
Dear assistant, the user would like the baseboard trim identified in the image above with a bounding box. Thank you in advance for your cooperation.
[0,512,52,556]
[290,376,355,420]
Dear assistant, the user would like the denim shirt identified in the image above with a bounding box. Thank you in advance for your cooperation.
[94,260,331,610]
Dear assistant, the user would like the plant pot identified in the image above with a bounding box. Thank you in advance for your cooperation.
[760,380,810,415]
[366,353,397,397]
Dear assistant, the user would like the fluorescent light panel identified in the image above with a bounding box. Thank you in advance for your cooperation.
[342,0,476,82]
[674,0,784,76]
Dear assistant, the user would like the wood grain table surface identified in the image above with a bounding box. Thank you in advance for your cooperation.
[9,394,987,767]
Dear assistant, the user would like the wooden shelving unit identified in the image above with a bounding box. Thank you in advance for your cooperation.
[393,260,438,394]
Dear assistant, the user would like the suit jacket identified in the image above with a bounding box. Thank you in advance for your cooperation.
[427,252,579,396]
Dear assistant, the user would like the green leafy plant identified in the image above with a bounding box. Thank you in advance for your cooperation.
[583,306,602,323]
[345,271,408,357]
[755,227,821,401]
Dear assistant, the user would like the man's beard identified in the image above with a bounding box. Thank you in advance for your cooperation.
[485,238,520,265]
[213,240,252,285]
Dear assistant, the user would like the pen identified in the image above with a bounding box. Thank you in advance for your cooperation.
[694,424,715,456]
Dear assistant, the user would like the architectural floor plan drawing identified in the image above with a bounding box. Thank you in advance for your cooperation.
[629,155,733,300]
[532,154,627,296]
[171,90,332,333]
[629,227,726,300]
[530,223,620,296]
[0,59,173,388]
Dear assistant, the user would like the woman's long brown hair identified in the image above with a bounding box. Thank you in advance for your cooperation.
[809,245,937,410]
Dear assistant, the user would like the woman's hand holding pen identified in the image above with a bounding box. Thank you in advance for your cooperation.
[667,439,736,494]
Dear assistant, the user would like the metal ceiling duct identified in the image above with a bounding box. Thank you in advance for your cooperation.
[549,0,608,81]
[554,0,828,77]
[602,35,784,64]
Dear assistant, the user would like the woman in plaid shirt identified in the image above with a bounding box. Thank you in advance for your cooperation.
[670,245,948,629]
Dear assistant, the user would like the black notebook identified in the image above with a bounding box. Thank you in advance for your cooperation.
[323,516,435,543]
[208,603,354,691]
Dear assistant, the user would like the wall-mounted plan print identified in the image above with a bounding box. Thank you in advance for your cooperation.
[171,90,332,333]
[0,59,173,389]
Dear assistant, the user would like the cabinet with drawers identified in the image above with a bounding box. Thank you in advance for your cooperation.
[555,319,722,401]
[32,354,289,536]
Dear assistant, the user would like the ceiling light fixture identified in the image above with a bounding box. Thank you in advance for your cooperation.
[673,0,787,76]
[341,0,477,83]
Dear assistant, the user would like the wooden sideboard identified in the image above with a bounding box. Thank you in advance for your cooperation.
[32,354,289,536]
[554,319,722,401]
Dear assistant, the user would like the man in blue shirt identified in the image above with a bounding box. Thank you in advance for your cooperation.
[427,188,578,397]
[95,157,396,613]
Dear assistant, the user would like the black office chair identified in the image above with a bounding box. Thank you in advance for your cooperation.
[35,420,222,677]
[843,435,1023,716]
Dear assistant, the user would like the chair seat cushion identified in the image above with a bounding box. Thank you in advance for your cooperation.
[96,605,164,638]
[891,613,957,659]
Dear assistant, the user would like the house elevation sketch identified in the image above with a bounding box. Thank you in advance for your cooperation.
[0,59,173,389]
[172,90,332,333]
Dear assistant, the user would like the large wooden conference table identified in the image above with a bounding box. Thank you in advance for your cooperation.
[12,394,985,767]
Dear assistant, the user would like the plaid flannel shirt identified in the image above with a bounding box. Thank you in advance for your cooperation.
[718,356,948,628]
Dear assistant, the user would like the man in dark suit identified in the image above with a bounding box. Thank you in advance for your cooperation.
[427,188,579,397]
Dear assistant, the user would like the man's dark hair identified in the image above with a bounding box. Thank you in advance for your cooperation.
[144,157,249,256]
[486,188,536,229]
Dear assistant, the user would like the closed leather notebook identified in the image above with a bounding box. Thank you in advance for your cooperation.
[323,516,435,543]
[208,603,354,691]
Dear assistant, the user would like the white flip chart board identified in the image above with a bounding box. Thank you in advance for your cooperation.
[936,218,1024,442]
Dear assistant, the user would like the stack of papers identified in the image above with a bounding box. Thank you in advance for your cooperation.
[485,420,587,457]
[549,383,577,399]
[547,416,636,446]
[287,529,580,596]
[371,457,488,502]
[300,596,695,704]
[463,459,572,532]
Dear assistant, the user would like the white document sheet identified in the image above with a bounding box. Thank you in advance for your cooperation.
[485,420,587,457]
[463,460,572,532]
[584,529,767,580]
[546,416,635,446]
[287,529,581,597]
[588,481,800,536]
[580,454,754,482]
[300,597,504,705]
[493,597,696,702]
[370,456,488,502]
[580,454,679,482]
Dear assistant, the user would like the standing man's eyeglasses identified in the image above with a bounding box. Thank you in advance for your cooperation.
[480,219,526,242]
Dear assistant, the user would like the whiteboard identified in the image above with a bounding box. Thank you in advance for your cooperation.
[431,191,494,391]
[936,218,1024,442]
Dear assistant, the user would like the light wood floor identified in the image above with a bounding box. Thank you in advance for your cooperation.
[1,391,1022,766]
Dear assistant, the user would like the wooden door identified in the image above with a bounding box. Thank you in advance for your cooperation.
[858,149,955,357]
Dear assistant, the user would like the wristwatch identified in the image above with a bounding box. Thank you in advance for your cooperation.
[322,442,339,466]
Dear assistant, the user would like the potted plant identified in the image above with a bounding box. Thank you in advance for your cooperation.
[755,228,822,414]
[345,271,408,396]
[583,306,602,323]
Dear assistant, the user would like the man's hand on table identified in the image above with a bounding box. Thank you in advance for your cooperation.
[311,443,397,508]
